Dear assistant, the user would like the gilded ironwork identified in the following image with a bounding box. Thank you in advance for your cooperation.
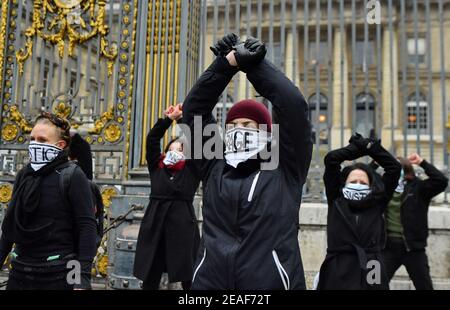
[9,106,33,133]
[0,183,13,204]
[15,0,117,76]
[0,1,10,97]
[53,102,72,119]
[123,0,138,178]
[87,106,123,144]
[1,123,18,142]
[101,186,119,208]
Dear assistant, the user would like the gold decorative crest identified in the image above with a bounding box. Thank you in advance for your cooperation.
[0,183,13,204]
[16,0,117,76]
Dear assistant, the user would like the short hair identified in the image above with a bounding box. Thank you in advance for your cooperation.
[35,112,71,146]
[397,157,415,181]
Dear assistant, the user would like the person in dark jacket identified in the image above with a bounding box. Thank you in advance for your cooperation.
[133,105,201,290]
[0,112,97,290]
[182,34,312,290]
[382,153,448,290]
[317,133,401,290]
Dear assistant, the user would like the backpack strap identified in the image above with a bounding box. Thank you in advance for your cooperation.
[58,162,78,209]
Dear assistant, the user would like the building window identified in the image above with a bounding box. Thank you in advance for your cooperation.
[309,41,329,65]
[407,38,426,65]
[355,93,376,137]
[407,93,428,133]
[354,40,375,68]
[308,93,328,144]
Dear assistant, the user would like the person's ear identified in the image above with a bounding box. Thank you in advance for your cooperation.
[56,140,67,149]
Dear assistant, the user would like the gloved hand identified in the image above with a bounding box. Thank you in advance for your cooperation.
[349,132,373,153]
[210,33,240,57]
[233,36,267,72]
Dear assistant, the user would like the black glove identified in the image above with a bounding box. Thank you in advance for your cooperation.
[233,36,267,72]
[210,33,240,57]
[349,132,372,153]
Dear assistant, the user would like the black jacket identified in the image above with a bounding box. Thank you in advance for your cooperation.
[318,142,401,290]
[0,156,97,289]
[133,117,201,283]
[182,57,312,290]
[395,160,448,250]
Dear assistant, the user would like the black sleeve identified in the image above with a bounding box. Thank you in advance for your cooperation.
[67,166,97,289]
[182,56,238,181]
[369,160,380,171]
[0,236,12,268]
[419,160,449,200]
[323,144,364,202]
[246,59,313,183]
[366,142,402,202]
[0,169,26,268]
[146,117,173,171]
[69,133,93,180]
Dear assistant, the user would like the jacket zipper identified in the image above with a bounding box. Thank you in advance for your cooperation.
[272,250,290,290]
[247,171,261,202]
[192,248,206,283]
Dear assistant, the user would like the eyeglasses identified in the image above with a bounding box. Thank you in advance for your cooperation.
[38,112,70,131]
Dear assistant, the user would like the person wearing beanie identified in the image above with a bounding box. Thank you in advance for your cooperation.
[182,33,313,290]
[133,104,201,290]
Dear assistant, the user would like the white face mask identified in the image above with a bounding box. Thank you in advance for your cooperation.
[163,150,185,166]
[342,183,371,201]
[224,127,271,168]
[28,141,62,171]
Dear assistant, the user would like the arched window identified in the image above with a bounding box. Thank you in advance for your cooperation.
[308,93,328,144]
[355,93,376,137]
[406,93,428,133]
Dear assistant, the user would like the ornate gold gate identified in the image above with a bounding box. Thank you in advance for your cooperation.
[0,0,201,281]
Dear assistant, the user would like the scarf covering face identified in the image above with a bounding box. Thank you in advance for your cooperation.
[159,152,186,172]
[29,141,62,171]
[342,183,372,201]
[224,127,271,168]
[1,151,69,245]
[163,150,185,166]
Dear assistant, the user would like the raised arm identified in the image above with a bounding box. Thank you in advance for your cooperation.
[323,143,363,202]
[366,141,402,202]
[146,117,174,171]
[408,154,448,200]
[182,56,238,180]
[246,58,312,183]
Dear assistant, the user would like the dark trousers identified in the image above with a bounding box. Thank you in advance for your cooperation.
[6,269,73,290]
[142,234,191,291]
[382,237,433,290]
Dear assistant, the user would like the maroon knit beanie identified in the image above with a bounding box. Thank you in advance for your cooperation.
[225,99,272,132]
